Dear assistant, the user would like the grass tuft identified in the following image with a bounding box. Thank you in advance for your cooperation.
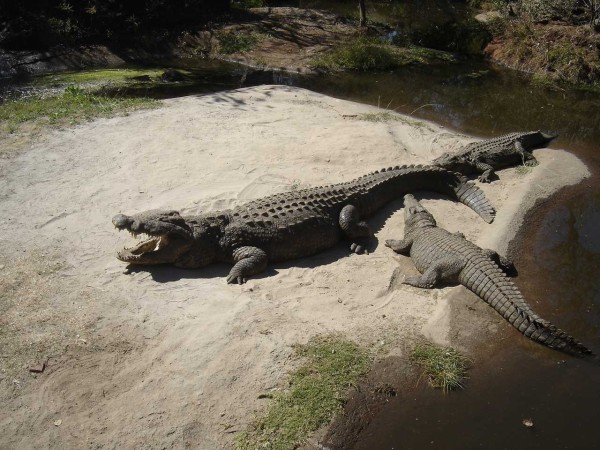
[410,343,469,392]
[357,112,428,128]
[0,86,157,142]
[236,335,370,450]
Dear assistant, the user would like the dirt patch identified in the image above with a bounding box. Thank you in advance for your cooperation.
[0,85,589,448]
[191,7,359,73]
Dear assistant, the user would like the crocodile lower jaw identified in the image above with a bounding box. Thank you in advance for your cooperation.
[118,234,165,261]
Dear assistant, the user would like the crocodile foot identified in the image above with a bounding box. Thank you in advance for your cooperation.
[350,240,369,255]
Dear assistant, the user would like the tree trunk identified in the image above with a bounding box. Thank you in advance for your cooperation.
[359,0,367,27]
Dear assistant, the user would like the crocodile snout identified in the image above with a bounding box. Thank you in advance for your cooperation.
[112,214,133,229]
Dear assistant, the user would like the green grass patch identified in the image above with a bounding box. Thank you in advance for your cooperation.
[357,112,428,128]
[33,68,174,86]
[358,112,400,122]
[0,86,158,140]
[411,343,469,392]
[312,36,455,72]
[217,30,262,54]
[236,335,370,450]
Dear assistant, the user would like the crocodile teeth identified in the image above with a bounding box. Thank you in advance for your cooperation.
[123,236,160,254]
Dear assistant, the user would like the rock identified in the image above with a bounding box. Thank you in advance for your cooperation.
[29,362,46,373]
[161,69,186,82]
[522,418,534,428]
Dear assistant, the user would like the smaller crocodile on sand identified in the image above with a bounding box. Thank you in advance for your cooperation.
[433,131,557,183]
[385,194,592,357]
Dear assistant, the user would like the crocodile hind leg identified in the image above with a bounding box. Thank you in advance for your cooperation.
[227,246,268,284]
[481,248,516,276]
[515,141,539,167]
[339,204,371,254]
[403,257,465,289]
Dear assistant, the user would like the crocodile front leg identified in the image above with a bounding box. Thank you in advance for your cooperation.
[403,257,464,288]
[385,238,413,255]
[227,246,268,284]
[339,204,371,254]
[515,141,539,167]
[472,159,495,183]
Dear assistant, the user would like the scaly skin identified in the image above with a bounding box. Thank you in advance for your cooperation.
[386,194,592,357]
[112,165,496,284]
[433,131,557,183]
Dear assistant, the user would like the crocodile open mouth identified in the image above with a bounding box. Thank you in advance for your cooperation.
[112,212,193,265]
[118,231,167,261]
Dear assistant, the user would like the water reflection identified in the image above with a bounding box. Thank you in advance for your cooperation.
[295,63,600,159]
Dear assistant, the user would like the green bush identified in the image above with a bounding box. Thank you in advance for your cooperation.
[216,30,260,54]
[313,37,398,71]
[410,18,491,55]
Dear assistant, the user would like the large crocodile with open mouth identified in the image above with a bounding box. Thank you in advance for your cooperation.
[112,165,495,284]
[385,194,592,356]
[432,131,557,183]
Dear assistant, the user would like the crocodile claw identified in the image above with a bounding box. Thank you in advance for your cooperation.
[227,274,247,285]
[350,242,368,255]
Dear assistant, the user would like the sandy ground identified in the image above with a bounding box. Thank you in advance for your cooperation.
[0,85,589,449]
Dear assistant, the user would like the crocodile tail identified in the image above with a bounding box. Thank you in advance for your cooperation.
[523,318,593,357]
[472,263,593,357]
[361,165,495,223]
[451,174,496,223]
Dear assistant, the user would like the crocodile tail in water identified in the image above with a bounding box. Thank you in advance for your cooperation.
[469,260,593,356]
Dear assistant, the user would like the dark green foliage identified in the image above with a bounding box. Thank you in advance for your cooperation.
[216,31,259,54]
[479,0,599,25]
[411,18,492,55]
[232,0,268,7]
[0,1,232,49]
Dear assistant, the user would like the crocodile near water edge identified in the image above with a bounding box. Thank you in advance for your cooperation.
[385,194,592,357]
[112,165,495,284]
[433,131,557,183]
